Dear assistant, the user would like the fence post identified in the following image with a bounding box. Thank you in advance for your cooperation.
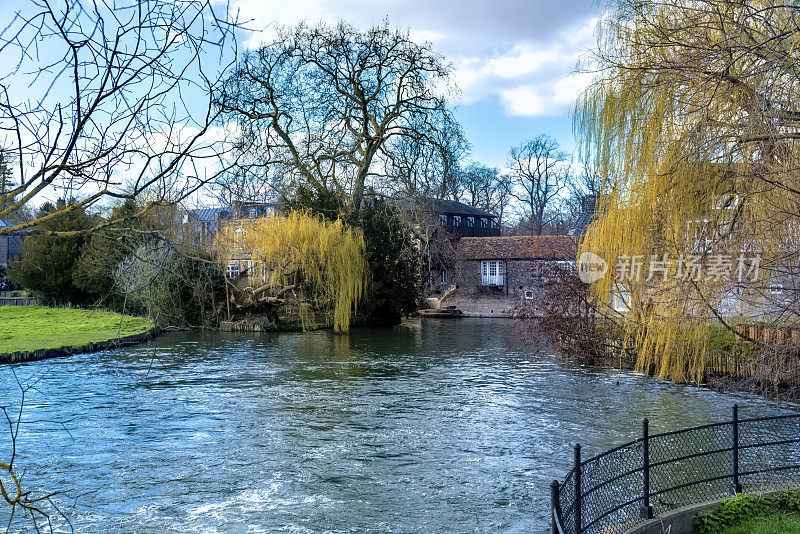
[551,480,561,534]
[731,404,742,494]
[641,418,653,519]
[574,443,582,533]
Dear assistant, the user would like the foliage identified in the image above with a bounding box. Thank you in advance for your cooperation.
[114,242,224,327]
[215,211,367,332]
[575,0,800,382]
[7,200,95,305]
[695,492,800,534]
[72,199,164,309]
[286,188,420,326]
[355,199,419,325]
[0,306,151,353]
[216,20,457,215]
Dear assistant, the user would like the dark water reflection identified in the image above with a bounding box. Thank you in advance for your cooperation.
[0,318,794,533]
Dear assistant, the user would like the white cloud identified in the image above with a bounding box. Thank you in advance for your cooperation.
[500,86,545,116]
[222,0,601,118]
[452,16,600,116]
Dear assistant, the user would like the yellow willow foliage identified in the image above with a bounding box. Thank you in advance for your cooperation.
[215,211,367,332]
[575,0,800,381]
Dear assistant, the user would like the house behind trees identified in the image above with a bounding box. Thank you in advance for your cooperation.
[448,235,577,316]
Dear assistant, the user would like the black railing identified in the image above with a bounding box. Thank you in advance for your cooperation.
[550,406,800,534]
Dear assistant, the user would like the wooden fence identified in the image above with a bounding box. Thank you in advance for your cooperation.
[735,324,800,344]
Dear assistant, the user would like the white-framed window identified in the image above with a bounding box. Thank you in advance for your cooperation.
[249,207,258,218]
[611,283,631,312]
[439,270,448,284]
[480,260,504,285]
[452,215,461,226]
[556,260,575,273]
[769,284,784,295]
[466,217,474,227]
[439,214,448,225]
[226,263,240,279]
[479,218,487,228]
[523,289,534,300]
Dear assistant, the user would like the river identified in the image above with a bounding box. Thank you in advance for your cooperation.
[0,318,793,533]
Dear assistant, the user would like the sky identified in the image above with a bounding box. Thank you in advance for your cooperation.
[0,0,602,210]
[225,0,603,169]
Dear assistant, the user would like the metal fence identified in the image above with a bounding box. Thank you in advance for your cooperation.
[0,297,35,306]
[550,406,800,534]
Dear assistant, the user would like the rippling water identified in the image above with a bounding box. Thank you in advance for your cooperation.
[0,318,794,533]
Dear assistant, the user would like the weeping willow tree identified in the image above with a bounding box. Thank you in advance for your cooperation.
[214,211,367,332]
[575,0,800,382]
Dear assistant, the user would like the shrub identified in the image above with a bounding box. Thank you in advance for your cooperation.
[7,200,95,305]
[113,241,224,326]
[694,491,800,534]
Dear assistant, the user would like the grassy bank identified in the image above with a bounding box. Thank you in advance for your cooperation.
[0,306,152,353]
[695,491,800,534]
[716,512,800,534]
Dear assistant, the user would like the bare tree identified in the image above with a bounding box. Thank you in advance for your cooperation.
[458,163,511,224]
[0,0,240,238]
[0,1,240,530]
[215,21,457,216]
[505,134,571,235]
[384,113,469,202]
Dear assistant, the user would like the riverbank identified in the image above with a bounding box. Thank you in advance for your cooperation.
[0,306,157,363]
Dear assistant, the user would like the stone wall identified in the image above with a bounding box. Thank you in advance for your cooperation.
[453,259,566,315]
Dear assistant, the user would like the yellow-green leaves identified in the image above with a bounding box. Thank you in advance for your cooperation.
[215,211,367,332]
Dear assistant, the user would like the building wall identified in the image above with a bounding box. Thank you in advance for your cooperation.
[0,236,8,268]
[453,258,571,315]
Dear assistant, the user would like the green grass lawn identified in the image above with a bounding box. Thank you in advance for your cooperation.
[0,306,152,353]
[714,512,800,534]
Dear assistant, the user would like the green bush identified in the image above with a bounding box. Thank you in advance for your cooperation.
[8,200,96,305]
[286,187,419,325]
[695,491,800,534]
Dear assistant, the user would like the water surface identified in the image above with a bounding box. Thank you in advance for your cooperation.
[0,318,793,533]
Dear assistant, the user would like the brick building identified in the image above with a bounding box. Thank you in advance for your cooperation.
[447,235,578,315]
[0,220,22,268]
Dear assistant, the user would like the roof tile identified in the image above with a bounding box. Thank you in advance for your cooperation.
[458,235,577,260]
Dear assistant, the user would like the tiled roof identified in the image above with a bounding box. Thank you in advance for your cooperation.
[458,235,577,260]
[395,197,497,218]
[427,198,497,218]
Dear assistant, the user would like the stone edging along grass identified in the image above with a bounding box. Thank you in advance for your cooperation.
[0,326,162,364]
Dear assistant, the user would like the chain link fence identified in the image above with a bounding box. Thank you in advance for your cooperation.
[550,406,800,534]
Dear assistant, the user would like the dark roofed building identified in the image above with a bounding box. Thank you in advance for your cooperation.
[186,201,279,241]
[458,235,576,261]
[400,198,501,238]
[568,194,598,236]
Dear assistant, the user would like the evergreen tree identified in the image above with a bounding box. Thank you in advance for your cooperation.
[8,200,95,305]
